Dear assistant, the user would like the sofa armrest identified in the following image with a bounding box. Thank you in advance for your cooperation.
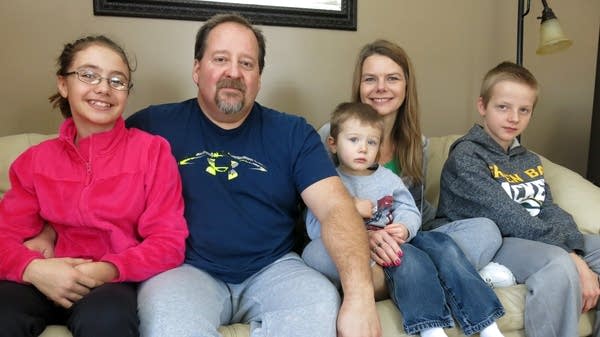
[540,155,600,234]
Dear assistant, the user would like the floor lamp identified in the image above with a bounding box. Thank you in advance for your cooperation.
[516,0,572,66]
[515,0,572,141]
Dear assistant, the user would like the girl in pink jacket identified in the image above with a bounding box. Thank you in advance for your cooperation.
[0,35,188,337]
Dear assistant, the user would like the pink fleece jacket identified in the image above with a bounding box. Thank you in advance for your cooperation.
[0,117,188,283]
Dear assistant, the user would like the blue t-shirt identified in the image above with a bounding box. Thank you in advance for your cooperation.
[126,99,336,283]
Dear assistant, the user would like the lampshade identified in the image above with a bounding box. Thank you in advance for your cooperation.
[536,5,573,55]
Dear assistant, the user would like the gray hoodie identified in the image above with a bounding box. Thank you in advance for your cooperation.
[433,124,583,253]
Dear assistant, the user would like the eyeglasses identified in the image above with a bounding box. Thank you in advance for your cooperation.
[64,70,132,91]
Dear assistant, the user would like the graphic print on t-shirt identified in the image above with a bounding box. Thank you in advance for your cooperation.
[500,179,545,216]
[178,150,267,180]
[366,195,394,229]
[489,164,545,217]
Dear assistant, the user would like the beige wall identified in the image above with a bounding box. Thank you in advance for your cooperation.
[1,1,598,175]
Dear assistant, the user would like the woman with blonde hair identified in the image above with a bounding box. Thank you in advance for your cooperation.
[304,39,509,336]
[318,40,502,270]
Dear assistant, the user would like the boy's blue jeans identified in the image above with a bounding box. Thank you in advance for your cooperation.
[303,231,504,335]
[396,231,504,335]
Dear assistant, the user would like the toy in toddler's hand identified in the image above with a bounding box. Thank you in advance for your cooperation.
[366,196,394,229]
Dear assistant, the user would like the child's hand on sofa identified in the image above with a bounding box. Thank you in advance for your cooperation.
[570,253,600,312]
[24,223,56,258]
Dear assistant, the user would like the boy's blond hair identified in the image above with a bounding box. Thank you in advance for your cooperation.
[480,61,539,109]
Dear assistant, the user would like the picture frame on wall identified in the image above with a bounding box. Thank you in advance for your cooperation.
[93,0,357,31]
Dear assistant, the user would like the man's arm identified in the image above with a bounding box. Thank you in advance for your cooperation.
[301,176,381,337]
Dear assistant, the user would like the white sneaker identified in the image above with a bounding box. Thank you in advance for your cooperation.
[479,262,516,288]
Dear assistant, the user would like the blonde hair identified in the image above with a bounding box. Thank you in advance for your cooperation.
[480,61,539,109]
[351,39,423,184]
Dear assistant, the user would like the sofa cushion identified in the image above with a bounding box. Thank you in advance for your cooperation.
[38,324,252,337]
[2,133,596,337]
[425,134,461,209]
[0,133,54,197]
[38,326,69,337]
[540,155,600,235]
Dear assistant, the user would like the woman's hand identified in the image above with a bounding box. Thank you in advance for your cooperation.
[354,198,373,219]
[22,258,100,308]
[23,224,56,258]
[384,223,409,243]
[368,230,403,267]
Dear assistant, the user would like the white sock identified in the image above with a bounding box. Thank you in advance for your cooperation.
[420,327,448,337]
[480,322,505,337]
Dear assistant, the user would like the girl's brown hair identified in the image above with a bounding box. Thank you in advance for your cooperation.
[49,35,134,118]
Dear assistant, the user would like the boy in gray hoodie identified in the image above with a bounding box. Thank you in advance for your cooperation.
[433,61,600,337]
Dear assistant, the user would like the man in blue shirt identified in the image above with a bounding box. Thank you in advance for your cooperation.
[127,13,380,337]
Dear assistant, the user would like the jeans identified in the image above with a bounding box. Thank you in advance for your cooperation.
[138,253,340,337]
[0,282,138,337]
[303,231,504,335]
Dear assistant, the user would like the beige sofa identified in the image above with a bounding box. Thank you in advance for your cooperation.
[1,133,598,337]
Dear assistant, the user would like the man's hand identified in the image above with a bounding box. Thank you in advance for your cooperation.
[22,258,100,308]
[337,293,381,337]
[75,261,119,284]
[23,224,56,258]
[570,253,600,312]
[354,198,373,219]
[302,177,381,337]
